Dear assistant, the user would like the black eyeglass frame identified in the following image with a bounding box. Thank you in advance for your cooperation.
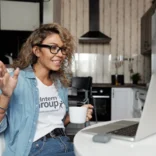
[34,44,67,55]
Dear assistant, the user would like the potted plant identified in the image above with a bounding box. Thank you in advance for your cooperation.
[130,73,141,84]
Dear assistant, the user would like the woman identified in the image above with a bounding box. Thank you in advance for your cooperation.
[0,23,93,156]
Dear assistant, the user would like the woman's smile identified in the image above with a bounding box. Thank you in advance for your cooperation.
[51,59,62,66]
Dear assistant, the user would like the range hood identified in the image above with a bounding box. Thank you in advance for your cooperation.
[79,0,111,44]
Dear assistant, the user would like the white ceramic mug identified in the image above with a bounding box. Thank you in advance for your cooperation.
[69,106,87,124]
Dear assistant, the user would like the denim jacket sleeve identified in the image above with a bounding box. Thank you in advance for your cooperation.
[0,71,15,133]
[0,90,7,133]
[0,116,7,133]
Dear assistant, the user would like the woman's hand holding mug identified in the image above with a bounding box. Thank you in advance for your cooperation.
[69,104,93,124]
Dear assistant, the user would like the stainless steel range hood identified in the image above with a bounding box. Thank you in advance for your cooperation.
[79,0,111,44]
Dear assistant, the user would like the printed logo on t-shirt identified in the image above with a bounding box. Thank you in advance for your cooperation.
[39,96,64,112]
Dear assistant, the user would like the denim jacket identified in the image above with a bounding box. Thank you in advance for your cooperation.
[0,66,68,156]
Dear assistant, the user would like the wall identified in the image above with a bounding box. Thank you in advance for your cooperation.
[0,1,39,31]
[53,0,61,24]
[43,0,61,24]
[43,0,53,24]
[61,0,152,83]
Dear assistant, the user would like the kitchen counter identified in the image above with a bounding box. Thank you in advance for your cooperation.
[92,83,148,90]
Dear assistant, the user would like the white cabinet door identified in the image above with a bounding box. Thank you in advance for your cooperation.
[1,1,39,31]
[132,88,147,118]
[111,88,133,120]
[132,88,140,118]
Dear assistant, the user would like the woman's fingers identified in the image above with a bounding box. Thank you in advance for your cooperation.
[0,61,7,77]
[82,104,93,109]
[0,63,19,96]
[0,68,2,77]
[0,61,7,88]
[86,114,92,121]
[82,104,94,121]
[13,68,20,80]
[87,111,93,120]
[87,108,93,113]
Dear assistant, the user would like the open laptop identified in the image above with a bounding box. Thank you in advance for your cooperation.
[82,74,156,142]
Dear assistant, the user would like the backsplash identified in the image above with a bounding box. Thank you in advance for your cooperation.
[61,0,152,83]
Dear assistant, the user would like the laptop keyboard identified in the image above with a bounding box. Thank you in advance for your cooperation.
[109,123,139,137]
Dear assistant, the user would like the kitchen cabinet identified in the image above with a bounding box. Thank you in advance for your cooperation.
[141,6,154,55]
[111,88,134,120]
[133,88,139,117]
[133,88,147,118]
[0,1,39,31]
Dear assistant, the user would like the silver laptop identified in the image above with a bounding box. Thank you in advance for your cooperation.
[82,74,156,142]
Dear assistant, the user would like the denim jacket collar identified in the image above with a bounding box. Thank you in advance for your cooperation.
[23,65,36,79]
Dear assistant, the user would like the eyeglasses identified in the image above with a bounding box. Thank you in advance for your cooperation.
[35,44,67,55]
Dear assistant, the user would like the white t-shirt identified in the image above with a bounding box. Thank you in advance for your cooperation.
[33,77,66,142]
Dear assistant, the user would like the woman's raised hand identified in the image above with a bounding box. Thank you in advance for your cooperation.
[0,61,20,97]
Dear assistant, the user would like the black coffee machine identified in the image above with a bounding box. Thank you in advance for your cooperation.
[111,75,124,85]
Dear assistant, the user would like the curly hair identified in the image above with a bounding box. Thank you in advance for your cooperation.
[12,23,75,87]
